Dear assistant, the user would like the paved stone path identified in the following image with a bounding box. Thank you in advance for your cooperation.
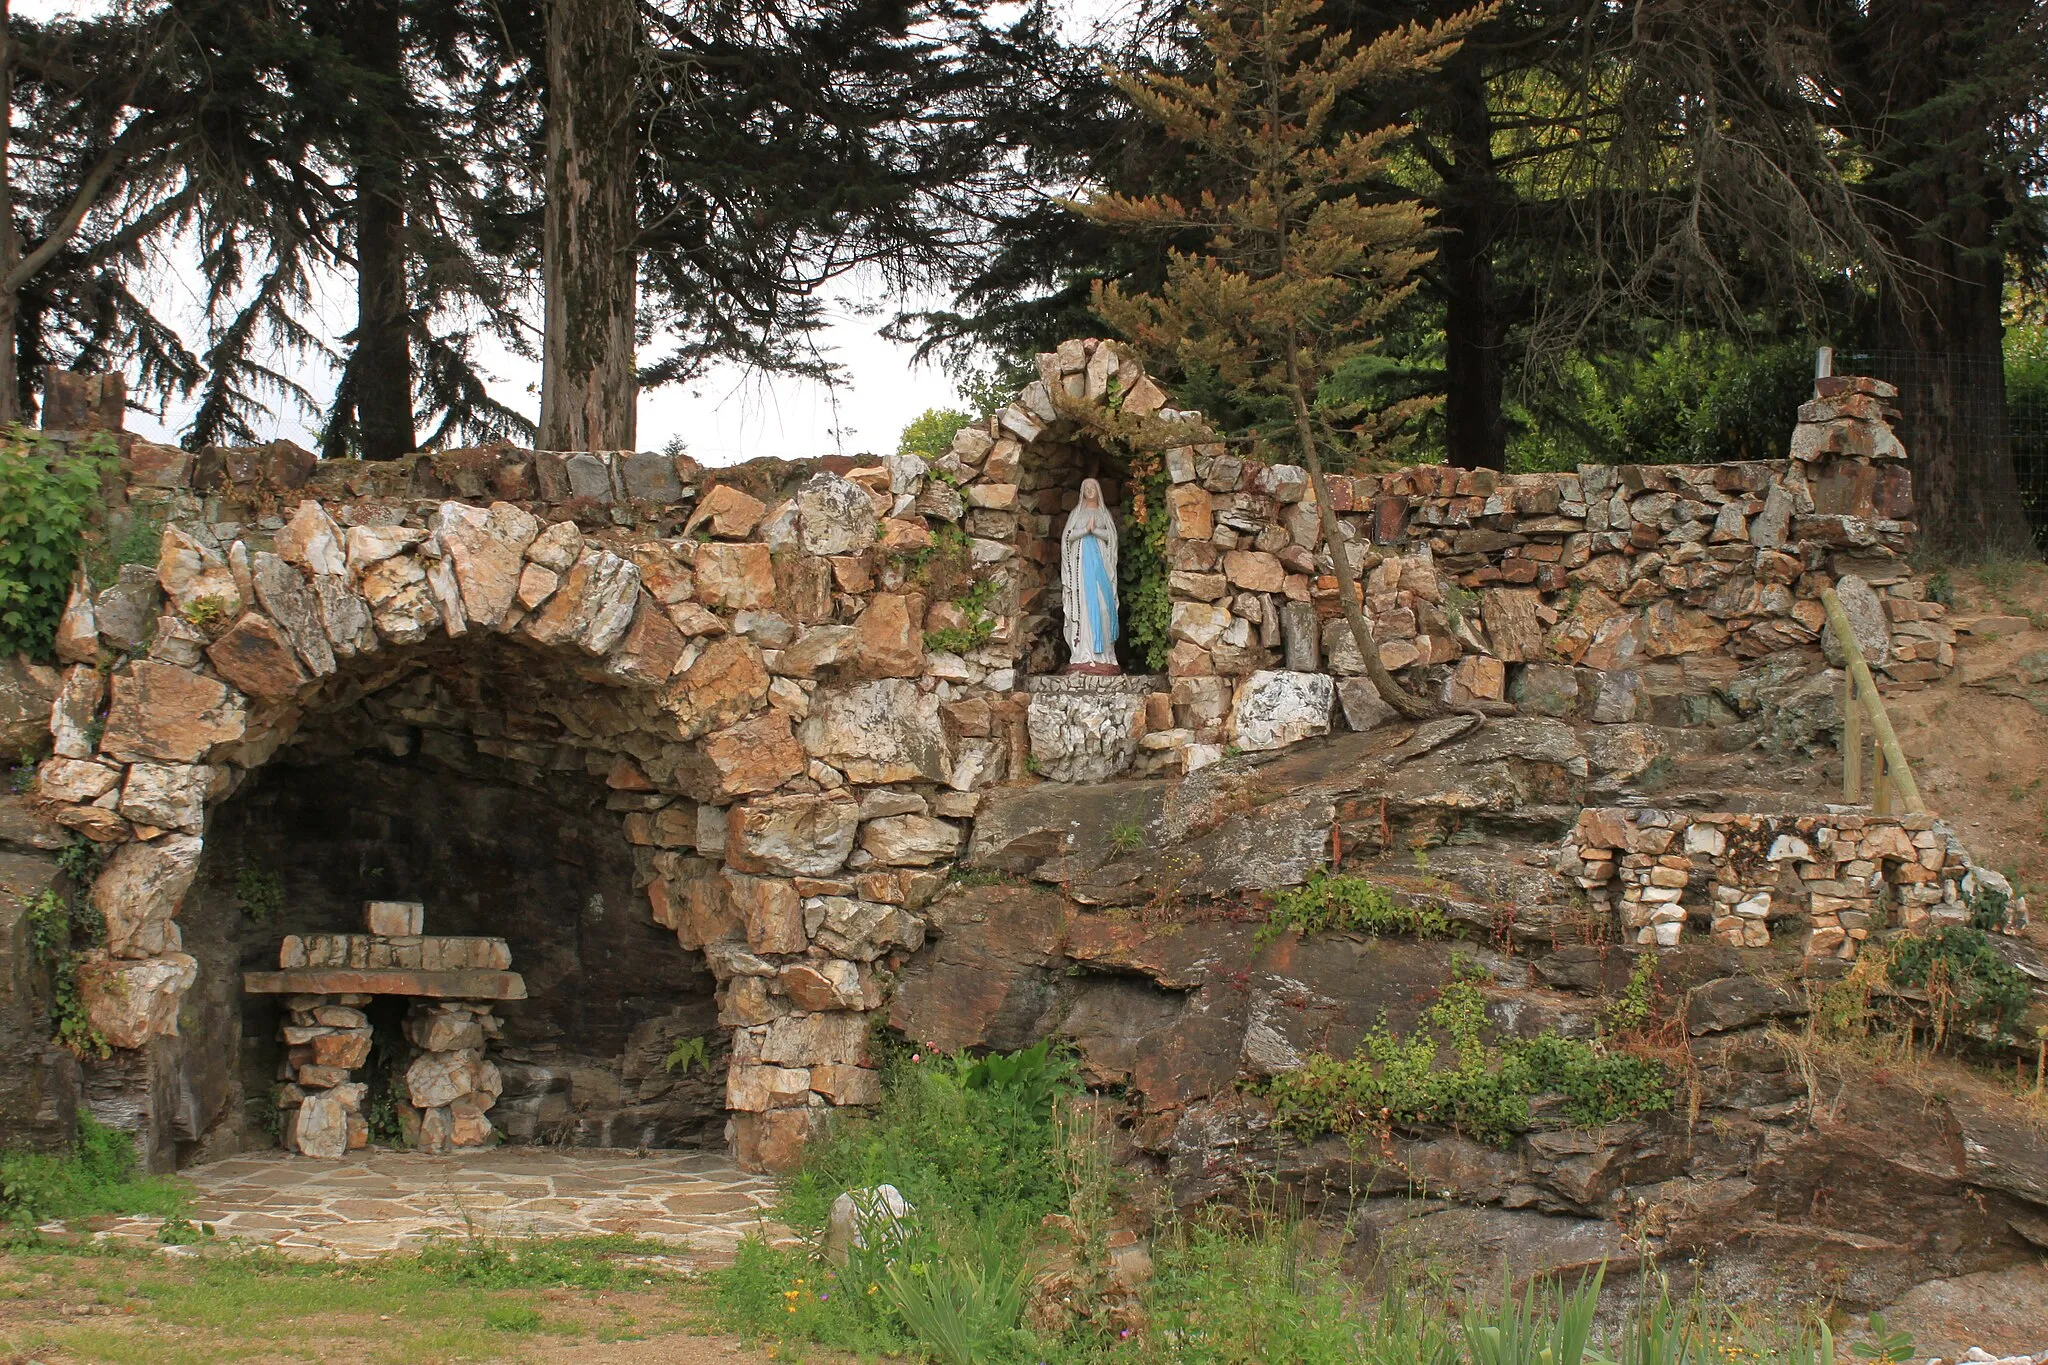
[94,1147,794,1262]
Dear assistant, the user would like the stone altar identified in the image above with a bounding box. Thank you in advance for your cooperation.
[244,899,524,1157]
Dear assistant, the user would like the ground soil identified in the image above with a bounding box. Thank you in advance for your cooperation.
[1883,558,2048,918]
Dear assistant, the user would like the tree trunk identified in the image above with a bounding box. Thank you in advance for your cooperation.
[1435,54,1506,472]
[1845,0,2035,558]
[349,0,415,461]
[1286,335,1439,720]
[540,0,638,452]
[0,0,20,427]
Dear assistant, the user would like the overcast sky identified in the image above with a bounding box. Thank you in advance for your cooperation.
[19,0,997,467]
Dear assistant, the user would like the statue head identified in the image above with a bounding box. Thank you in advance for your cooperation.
[1078,477,1104,509]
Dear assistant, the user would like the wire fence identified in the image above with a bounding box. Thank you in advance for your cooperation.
[1839,348,2048,552]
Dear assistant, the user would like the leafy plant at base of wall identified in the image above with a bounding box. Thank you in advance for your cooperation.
[1116,453,1172,672]
[235,864,285,923]
[1967,880,2011,933]
[1265,977,1672,1147]
[1600,953,1659,1036]
[27,845,110,1059]
[0,1113,187,1230]
[1260,870,1450,944]
[663,1035,712,1074]
[0,428,114,660]
[1883,924,2032,1037]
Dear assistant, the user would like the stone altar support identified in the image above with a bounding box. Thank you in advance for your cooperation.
[1061,477,1120,672]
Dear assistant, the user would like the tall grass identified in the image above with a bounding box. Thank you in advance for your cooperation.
[709,1043,1880,1365]
[1,1115,188,1231]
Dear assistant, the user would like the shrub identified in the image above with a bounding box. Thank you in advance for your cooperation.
[1262,871,1451,943]
[1883,924,2033,1037]
[0,428,113,658]
[1,1113,189,1229]
[1266,977,1671,1147]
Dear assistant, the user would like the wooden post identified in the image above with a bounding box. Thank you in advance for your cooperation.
[1842,670,1862,803]
[1821,588,1925,813]
[1873,744,1891,816]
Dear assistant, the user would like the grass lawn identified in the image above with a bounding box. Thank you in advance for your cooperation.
[0,1237,838,1364]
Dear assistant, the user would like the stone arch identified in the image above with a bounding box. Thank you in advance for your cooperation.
[32,477,947,1169]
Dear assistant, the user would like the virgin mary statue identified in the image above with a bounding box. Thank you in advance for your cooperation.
[1061,478,1120,673]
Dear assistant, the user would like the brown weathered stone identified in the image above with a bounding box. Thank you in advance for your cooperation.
[35,757,121,804]
[700,711,807,799]
[358,554,441,644]
[728,873,805,954]
[1478,588,1544,662]
[759,1011,870,1066]
[157,526,244,619]
[686,484,767,539]
[859,814,961,866]
[727,1064,812,1112]
[100,660,246,763]
[434,500,541,627]
[311,1030,373,1068]
[726,792,861,877]
[277,501,347,574]
[798,680,951,784]
[406,1048,484,1108]
[53,572,97,664]
[779,960,864,1011]
[206,612,308,700]
[732,1108,819,1172]
[117,762,209,832]
[848,593,925,678]
[808,1063,883,1106]
[1222,550,1285,593]
[520,548,640,655]
[242,968,528,999]
[605,594,687,685]
[695,542,776,612]
[249,552,336,677]
[78,951,197,1049]
[92,833,203,956]
[662,636,770,738]
[1,654,58,754]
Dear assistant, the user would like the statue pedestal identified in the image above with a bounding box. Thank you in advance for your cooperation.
[1022,673,1165,783]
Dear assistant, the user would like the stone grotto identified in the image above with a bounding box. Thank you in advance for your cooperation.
[3,346,2046,1311]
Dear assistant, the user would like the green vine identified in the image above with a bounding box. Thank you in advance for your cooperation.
[235,864,286,923]
[1884,924,2032,1036]
[1118,453,1172,672]
[923,575,999,655]
[27,841,111,1059]
[0,428,116,660]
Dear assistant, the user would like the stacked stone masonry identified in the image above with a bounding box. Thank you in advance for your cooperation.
[247,899,520,1157]
[1560,808,2030,957]
[20,345,1966,1168]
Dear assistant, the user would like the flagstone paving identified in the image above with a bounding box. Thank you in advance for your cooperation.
[93,1147,796,1262]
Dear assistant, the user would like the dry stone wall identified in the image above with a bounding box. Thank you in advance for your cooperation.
[1559,807,2029,956]
[17,347,1957,1168]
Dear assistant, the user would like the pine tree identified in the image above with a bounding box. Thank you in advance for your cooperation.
[1082,0,1479,718]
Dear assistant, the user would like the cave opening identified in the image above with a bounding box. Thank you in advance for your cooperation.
[159,642,724,1166]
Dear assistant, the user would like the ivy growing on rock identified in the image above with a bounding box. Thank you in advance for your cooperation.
[0,429,114,659]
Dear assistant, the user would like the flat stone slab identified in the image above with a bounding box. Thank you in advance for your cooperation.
[89,1147,794,1263]
[1022,672,1165,695]
[243,969,528,999]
